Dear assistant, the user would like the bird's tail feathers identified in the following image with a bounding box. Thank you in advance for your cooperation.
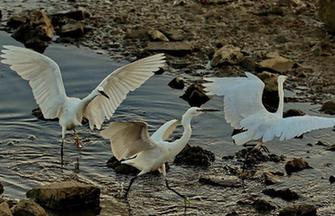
[232,130,253,145]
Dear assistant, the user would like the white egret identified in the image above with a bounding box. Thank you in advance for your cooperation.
[203,72,335,147]
[100,107,218,204]
[0,45,165,164]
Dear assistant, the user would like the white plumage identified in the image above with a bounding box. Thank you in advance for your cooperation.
[0,45,165,152]
[203,72,335,145]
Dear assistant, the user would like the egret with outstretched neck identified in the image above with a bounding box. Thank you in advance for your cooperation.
[0,45,165,164]
[203,72,335,148]
[100,107,218,208]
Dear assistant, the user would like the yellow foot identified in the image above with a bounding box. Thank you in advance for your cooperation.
[74,136,83,148]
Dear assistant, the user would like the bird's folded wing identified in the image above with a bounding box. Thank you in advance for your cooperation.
[0,45,67,119]
[203,72,268,128]
[100,121,156,161]
[151,119,180,141]
[263,115,335,142]
[84,53,165,130]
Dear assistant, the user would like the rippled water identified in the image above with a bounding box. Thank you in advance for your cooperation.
[0,31,334,215]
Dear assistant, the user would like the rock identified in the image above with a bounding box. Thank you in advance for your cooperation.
[326,144,335,151]
[256,6,284,16]
[180,83,210,107]
[225,211,239,216]
[252,199,276,212]
[283,109,305,118]
[285,158,312,175]
[52,8,91,21]
[162,29,185,41]
[319,0,335,34]
[199,175,242,188]
[0,182,3,195]
[7,15,28,29]
[279,204,317,216]
[106,156,139,175]
[145,41,193,56]
[168,77,185,89]
[262,188,299,201]
[239,56,257,71]
[125,29,150,40]
[147,30,169,42]
[0,201,12,216]
[235,148,285,168]
[26,180,100,211]
[210,45,244,67]
[257,71,279,112]
[320,100,335,115]
[59,22,85,38]
[174,144,215,167]
[263,171,282,185]
[258,53,294,74]
[12,199,47,216]
[329,175,335,184]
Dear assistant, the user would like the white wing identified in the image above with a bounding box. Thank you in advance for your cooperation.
[84,54,165,129]
[262,116,335,142]
[0,45,67,119]
[151,119,180,141]
[203,72,269,128]
[100,121,157,161]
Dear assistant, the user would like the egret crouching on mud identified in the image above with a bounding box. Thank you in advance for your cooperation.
[101,107,218,204]
[203,72,335,149]
[0,45,165,165]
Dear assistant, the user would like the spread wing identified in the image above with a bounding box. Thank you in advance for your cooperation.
[151,119,180,141]
[203,72,269,128]
[262,116,335,142]
[100,121,156,160]
[84,54,165,130]
[0,45,67,119]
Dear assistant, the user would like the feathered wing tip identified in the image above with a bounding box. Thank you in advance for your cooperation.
[232,130,254,145]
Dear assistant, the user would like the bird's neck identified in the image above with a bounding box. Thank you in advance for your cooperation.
[79,91,99,111]
[168,114,192,157]
[276,80,285,116]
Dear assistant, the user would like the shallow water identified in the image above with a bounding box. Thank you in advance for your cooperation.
[0,31,334,215]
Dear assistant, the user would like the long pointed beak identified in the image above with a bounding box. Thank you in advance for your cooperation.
[199,108,220,112]
[99,90,110,99]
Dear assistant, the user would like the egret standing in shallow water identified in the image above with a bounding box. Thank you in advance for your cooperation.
[203,72,335,148]
[0,45,165,164]
[100,107,218,205]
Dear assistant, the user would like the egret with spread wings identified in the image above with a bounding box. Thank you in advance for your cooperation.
[101,107,218,205]
[203,72,335,148]
[0,45,165,164]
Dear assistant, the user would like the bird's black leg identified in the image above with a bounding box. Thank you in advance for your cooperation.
[73,129,82,148]
[165,178,188,214]
[123,176,137,200]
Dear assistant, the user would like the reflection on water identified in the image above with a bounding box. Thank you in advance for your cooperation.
[0,31,335,215]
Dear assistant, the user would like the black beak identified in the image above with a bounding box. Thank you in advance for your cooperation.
[99,90,109,99]
[199,108,220,112]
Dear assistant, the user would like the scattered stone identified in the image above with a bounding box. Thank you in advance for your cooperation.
[283,109,305,118]
[125,28,150,40]
[145,41,193,56]
[174,144,215,167]
[199,175,242,188]
[256,6,284,16]
[106,156,139,175]
[320,100,335,115]
[285,158,312,175]
[147,29,169,42]
[258,53,294,74]
[52,8,91,21]
[0,182,3,195]
[279,204,317,216]
[225,212,239,216]
[12,199,47,216]
[59,22,85,38]
[26,180,100,212]
[329,175,335,184]
[252,199,276,212]
[180,83,210,107]
[319,0,335,34]
[263,171,282,185]
[0,201,12,216]
[235,148,285,168]
[162,29,185,41]
[168,77,185,89]
[262,188,299,201]
[315,141,327,146]
[210,45,244,67]
[7,15,28,29]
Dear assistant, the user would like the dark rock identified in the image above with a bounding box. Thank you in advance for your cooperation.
[180,83,210,107]
[239,56,257,71]
[174,144,215,167]
[52,8,91,21]
[26,180,100,212]
[0,182,3,195]
[315,141,327,146]
[329,175,335,184]
[0,201,12,216]
[59,22,86,38]
[222,155,234,160]
[106,156,139,175]
[235,148,285,168]
[225,212,239,216]
[326,144,335,151]
[199,175,242,188]
[145,41,193,56]
[320,100,335,115]
[168,77,185,89]
[211,45,244,67]
[319,0,335,34]
[12,199,47,216]
[252,199,276,212]
[279,204,317,216]
[262,188,299,201]
[257,6,284,16]
[257,72,280,112]
[283,109,305,118]
[285,158,312,175]
[263,171,282,185]
[7,15,28,29]
[162,29,185,41]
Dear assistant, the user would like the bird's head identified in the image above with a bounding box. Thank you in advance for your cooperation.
[278,75,288,84]
[184,107,220,118]
[97,86,109,99]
